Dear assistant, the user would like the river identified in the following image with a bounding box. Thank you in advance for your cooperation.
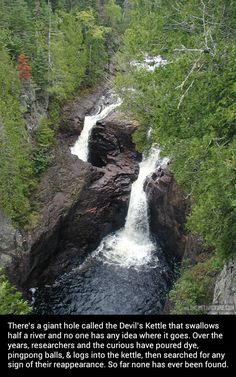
[33,92,173,315]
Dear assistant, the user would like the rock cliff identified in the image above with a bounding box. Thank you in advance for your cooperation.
[89,112,141,167]
[210,258,236,314]
[0,211,27,269]
[2,84,230,313]
[10,95,140,287]
[144,166,188,261]
[59,84,109,139]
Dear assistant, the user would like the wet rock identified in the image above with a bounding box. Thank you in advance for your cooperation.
[60,161,138,263]
[17,107,140,287]
[59,84,108,139]
[23,150,100,286]
[89,111,141,167]
[144,166,188,260]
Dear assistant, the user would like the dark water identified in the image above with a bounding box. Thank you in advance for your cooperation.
[33,245,172,315]
[33,96,173,315]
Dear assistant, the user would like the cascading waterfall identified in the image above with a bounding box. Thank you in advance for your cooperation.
[33,94,172,315]
[71,90,160,266]
[71,95,122,161]
[97,149,161,267]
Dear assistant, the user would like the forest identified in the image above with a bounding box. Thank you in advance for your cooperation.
[0,0,124,225]
[0,0,235,314]
[117,0,236,258]
[115,0,236,312]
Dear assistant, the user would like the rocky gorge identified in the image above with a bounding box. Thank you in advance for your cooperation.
[10,86,141,288]
[0,85,234,314]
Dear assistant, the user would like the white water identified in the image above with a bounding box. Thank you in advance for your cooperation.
[34,108,172,313]
[71,96,122,161]
[70,91,166,268]
[96,148,164,268]
[130,54,168,72]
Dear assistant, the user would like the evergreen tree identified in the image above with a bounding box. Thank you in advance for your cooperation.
[0,39,31,224]
[77,8,110,84]
[115,0,236,259]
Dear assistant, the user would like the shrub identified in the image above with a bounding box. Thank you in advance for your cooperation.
[169,257,223,314]
[0,269,31,314]
[32,118,54,176]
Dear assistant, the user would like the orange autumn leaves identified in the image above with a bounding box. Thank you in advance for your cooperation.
[18,53,32,81]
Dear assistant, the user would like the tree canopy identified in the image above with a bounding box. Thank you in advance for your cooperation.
[0,0,123,224]
[115,0,236,260]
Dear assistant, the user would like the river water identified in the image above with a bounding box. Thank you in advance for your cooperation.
[34,93,173,315]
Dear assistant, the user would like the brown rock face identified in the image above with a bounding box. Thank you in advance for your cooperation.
[22,151,99,286]
[59,84,108,139]
[89,111,141,167]
[144,166,188,260]
[17,107,139,287]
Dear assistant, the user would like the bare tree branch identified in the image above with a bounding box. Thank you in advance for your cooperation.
[201,0,209,50]
[48,0,52,70]
[177,80,195,109]
[174,48,210,53]
[176,55,202,90]
[208,29,217,56]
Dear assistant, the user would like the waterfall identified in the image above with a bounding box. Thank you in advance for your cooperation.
[34,147,173,314]
[33,86,173,314]
[70,91,162,267]
[96,148,162,268]
[71,96,122,161]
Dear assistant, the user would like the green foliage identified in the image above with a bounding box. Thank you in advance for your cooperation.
[116,0,236,260]
[76,8,111,85]
[33,118,54,176]
[0,40,32,225]
[103,0,124,58]
[0,269,32,314]
[0,0,122,225]
[104,0,122,29]
[48,10,87,99]
[169,257,223,314]
[0,0,35,56]
[0,1,116,92]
